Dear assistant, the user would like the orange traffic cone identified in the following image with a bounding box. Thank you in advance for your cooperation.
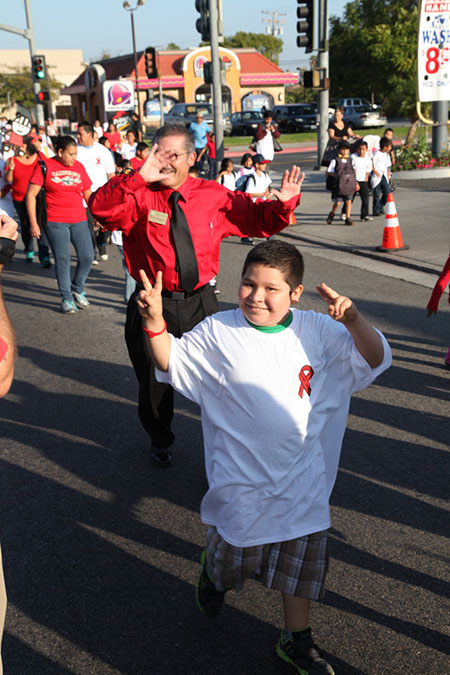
[376,193,409,252]
[288,211,297,226]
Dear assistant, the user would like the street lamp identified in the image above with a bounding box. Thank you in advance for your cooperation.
[123,0,145,121]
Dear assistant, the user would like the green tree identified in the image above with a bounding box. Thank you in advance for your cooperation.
[202,31,283,65]
[0,65,63,111]
[329,0,419,117]
[166,42,181,50]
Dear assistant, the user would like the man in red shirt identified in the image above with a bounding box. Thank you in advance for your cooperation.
[89,124,304,467]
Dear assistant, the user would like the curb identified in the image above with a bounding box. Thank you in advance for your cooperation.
[278,229,441,277]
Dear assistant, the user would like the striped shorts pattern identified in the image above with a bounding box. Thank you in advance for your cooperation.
[206,526,329,599]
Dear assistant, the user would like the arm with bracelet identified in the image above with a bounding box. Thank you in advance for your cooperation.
[135,269,171,372]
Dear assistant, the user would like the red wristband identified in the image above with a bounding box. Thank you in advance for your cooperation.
[142,321,167,338]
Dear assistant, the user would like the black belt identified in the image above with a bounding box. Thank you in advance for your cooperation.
[136,283,205,300]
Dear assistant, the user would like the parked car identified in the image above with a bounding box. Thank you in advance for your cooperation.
[229,111,264,136]
[164,102,232,136]
[343,104,388,129]
[272,103,317,133]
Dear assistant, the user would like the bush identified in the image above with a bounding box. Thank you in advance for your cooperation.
[394,136,450,171]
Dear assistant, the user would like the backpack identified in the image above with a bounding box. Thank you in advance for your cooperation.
[335,157,356,196]
[236,173,255,192]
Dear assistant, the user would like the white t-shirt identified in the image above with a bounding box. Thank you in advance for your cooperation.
[219,172,236,190]
[256,127,275,161]
[120,142,137,160]
[0,157,14,217]
[76,143,115,192]
[351,153,373,182]
[371,150,391,189]
[156,308,391,547]
[245,171,271,201]
[93,125,104,138]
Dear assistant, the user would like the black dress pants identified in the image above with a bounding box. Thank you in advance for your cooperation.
[13,199,50,260]
[357,181,370,220]
[125,283,219,449]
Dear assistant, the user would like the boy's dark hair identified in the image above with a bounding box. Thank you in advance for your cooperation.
[384,127,394,134]
[338,140,350,151]
[98,136,108,146]
[358,140,368,148]
[380,137,392,150]
[136,141,148,153]
[118,158,132,169]
[263,110,273,119]
[242,241,304,290]
[188,165,200,177]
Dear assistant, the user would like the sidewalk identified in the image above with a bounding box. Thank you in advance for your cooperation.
[272,170,449,276]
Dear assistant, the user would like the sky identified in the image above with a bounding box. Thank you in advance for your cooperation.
[1,0,344,72]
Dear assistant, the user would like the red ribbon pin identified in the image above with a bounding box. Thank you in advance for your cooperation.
[298,365,314,398]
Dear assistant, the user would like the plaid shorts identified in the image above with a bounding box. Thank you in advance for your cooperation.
[206,526,329,600]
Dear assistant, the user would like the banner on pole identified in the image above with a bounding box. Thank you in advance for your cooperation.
[417,1,450,102]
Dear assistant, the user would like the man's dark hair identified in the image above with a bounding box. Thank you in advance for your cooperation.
[153,124,195,155]
[380,137,392,150]
[263,110,273,120]
[136,141,148,153]
[242,241,304,290]
[78,121,93,136]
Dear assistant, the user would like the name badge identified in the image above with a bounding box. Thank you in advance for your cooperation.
[149,209,168,225]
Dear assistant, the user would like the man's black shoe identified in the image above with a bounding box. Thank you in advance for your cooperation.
[196,549,226,619]
[151,447,173,467]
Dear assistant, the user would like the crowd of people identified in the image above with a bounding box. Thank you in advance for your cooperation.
[324,110,396,226]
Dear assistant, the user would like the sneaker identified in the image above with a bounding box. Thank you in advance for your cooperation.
[214,288,220,295]
[73,291,90,309]
[241,237,254,245]
[326,212,335,225]
[100,253,109,261]
[92,258,100,265]
[345,217,354,226]
[196,549,226,619]
[99,245,108,261]
[340,212,346,221]
[362,216,373,222]
[276,628,335,674]
[25,252,34,263]
[151,446,172,467]
[40,257,52,269]
[61,300,78,314]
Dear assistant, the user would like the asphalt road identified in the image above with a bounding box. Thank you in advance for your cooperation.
[0,191,448,674]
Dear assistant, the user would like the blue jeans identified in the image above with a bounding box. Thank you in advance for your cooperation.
[116,244,136,302]
[46,221,94,302]
[372,175,390,216]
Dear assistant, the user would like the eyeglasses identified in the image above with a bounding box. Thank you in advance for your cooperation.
[156,151,189,162]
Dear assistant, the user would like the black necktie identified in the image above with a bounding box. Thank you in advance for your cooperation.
[169,191,199,292]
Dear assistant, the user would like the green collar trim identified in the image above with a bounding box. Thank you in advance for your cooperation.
[244,310,293,333]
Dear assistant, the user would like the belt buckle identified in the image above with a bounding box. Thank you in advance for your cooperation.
[172,291,185,300]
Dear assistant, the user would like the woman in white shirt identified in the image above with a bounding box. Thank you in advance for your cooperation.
[119,130,137,160]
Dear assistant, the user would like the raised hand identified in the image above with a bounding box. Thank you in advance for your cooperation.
[136,269,164,327]
[138,143,173,184]
[316,282,358,323]
[271,165,305,203]
[0,215,19,242]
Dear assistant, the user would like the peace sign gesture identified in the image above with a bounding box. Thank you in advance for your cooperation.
[316,282,358,324]
[136,269,164,326]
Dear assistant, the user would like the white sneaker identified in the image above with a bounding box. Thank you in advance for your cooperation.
[73,292,90,308]
[340,213,346,221]
[100,254,108,261]
[92,259,99,265]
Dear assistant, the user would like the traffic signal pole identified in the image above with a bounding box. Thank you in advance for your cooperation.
[316,0,329,170]
[0,0,44,125]
[209,0,224,164]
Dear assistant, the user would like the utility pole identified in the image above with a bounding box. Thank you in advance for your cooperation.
[316,0,329,170]
[261,10,286,37]
[431,101,448,156]
[209,0,224,164]
[0,0,44,125]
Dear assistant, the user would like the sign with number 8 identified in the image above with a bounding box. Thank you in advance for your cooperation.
[417,1,450,102]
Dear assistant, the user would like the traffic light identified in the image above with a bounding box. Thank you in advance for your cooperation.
[32,55,47,82]
[145,47,157,79]
[35,90,50,103]
[195,0,210,42]
[296,0,315,53]
[203,61,212,84]
[303,70,320,89]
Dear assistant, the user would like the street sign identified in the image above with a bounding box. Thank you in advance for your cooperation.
[417,0,450,102]
[102,80,135,114]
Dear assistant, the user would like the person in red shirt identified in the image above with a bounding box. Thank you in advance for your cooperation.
[89,123,304,466]
[4,140,51,266]
[130,142,149,170]
[103,122,121,153]
[26,136,94,314]
[427,253,450,369]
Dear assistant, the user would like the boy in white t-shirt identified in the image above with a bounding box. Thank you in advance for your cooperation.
[351,141,373,222]
[135,240,391,675]
[371,137,392,217]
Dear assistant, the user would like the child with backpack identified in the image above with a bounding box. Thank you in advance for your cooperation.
[325,140,358,226]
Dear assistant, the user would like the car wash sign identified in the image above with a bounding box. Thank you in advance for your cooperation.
[418,1,450,101]
[103,80,135,113]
